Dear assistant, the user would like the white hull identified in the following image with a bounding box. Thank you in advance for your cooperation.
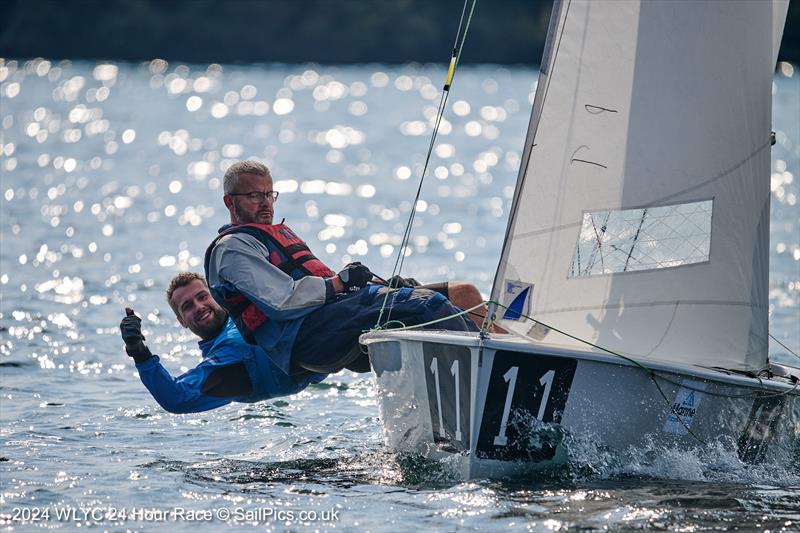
[362,331,800,479]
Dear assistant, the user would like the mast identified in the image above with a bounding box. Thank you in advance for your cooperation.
[486,0,569,323]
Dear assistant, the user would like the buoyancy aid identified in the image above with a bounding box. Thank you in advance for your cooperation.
[203,223,335,343]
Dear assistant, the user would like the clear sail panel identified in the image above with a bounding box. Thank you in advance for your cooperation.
[569,199,713,277]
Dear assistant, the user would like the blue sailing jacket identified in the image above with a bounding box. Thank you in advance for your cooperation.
[135,318,326,413]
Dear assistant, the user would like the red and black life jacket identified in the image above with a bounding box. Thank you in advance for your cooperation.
[203,223,334,343]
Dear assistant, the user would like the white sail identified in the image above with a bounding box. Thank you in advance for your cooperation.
[491,0,789,371]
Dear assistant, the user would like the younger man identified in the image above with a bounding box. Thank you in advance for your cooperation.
[120,272,326,413]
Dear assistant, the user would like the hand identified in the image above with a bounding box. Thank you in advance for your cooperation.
[386,275,421,288]
[337,262,373,292]
[120,308,153,363]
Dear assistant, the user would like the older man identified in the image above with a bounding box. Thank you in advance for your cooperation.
[204,160,480,376]
[120,272,326,413]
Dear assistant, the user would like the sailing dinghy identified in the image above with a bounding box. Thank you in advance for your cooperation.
[361,0,799,478]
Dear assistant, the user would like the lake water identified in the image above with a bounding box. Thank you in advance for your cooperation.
[1,59,798,531]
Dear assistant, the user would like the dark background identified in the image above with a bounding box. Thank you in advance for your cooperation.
[2,0,798,65]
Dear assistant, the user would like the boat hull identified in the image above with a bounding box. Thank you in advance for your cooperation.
[363,331,800,479]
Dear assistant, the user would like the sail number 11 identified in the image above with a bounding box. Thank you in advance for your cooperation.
[493,368,554,446]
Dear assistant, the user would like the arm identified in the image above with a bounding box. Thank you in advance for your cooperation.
[209,234,339,320]
[120,308,249,414]
[134,356,242,414]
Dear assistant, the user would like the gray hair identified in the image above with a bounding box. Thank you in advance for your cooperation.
[223,160,271,194]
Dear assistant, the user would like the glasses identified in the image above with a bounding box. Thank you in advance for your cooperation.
[228,191,279,203]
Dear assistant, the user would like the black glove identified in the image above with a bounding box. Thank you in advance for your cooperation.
[386,275,421,288]
[120,308,153,364]
[337,262,373,292]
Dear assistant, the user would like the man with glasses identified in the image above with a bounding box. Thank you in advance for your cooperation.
[204,160,480,377]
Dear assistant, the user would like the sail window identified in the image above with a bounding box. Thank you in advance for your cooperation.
[569,199,713,277]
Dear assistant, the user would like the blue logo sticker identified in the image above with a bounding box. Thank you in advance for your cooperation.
[501,280,534,321]
[685,392,695,407]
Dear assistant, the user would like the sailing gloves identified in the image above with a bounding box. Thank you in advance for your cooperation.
[337,262,373,292]
[120,308,153,364]
[386,275,421,288]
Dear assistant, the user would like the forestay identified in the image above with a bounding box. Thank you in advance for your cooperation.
[491,0,789,371]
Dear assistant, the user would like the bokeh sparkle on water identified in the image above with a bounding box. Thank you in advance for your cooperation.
[0,58,798,531]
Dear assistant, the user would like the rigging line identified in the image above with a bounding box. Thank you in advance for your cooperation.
[770,332,800,361]
[372,298,800,401]
[390,0,476,285]
[487,0,572,317]
[371,302,487,332]
[380,0,475,293]
[374,0,478,329]
[649,371,799,400]
[453,0,471,46]
[454,0,477,69]
[377,80,450,327]
[624,208,648,272]
[483,303,795,442]
[367,297,795,447]
[647,372,707,444]
[649,139,772,207]
[586,213,609,275]
[485,300,800,400]
[368,299,797,443]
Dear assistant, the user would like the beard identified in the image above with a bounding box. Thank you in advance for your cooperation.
[189,307,228,340]
[233,199,273,225]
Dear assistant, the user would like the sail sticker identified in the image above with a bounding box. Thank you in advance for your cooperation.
[569,199,713,277]
[502,280,533,321]
[663,380,706,435]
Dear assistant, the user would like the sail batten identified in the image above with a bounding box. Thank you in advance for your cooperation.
[492,0,789,371]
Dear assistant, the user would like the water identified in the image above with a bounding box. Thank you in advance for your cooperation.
[1,59,798,531]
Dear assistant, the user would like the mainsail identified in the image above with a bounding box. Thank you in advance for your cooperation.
[491,0,789,371]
